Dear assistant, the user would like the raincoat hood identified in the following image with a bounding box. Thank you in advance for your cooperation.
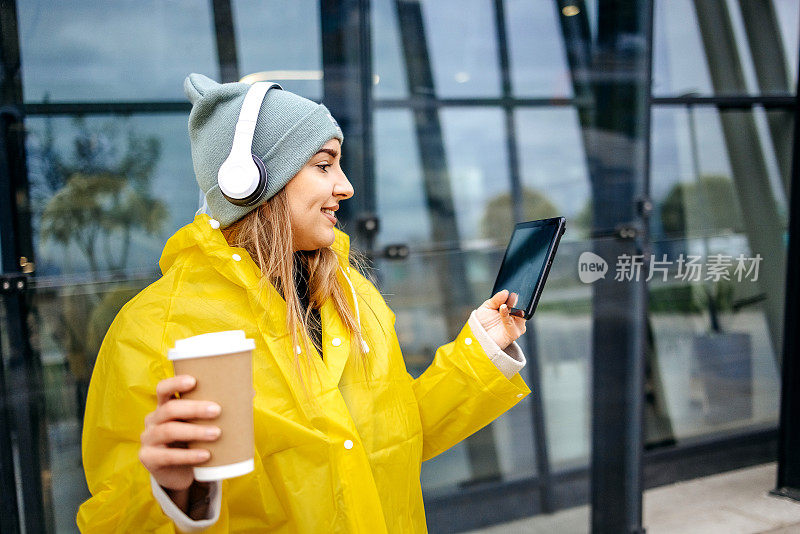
[159,213,351,283]
[157,213,356,342]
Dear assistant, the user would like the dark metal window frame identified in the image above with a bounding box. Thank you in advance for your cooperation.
[774,33,800,502]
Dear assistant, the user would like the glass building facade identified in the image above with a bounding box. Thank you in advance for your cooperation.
[0,0,797,532]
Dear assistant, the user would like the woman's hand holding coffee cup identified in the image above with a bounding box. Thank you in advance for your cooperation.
[139,374,222,491]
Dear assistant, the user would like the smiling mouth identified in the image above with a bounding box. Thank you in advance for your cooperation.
[321,208,337,223]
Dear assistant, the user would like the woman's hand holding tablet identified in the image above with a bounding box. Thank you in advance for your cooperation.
[491,217,566,320]
[474,289,528,350]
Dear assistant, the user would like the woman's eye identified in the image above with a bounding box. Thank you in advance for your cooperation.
[317,164,331,172]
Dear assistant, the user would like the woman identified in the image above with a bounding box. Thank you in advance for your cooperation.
[77,73,530,533]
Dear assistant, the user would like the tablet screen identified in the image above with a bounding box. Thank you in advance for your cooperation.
[492,219,562,316]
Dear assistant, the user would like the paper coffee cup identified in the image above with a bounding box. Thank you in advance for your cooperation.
[168,330,256,481]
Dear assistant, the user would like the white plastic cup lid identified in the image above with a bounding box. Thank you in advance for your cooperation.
[168,330,256,360]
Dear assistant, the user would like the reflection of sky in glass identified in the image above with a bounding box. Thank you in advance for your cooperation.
[775,0,800,83]
[650,106,731,203]
[651,107,713,238]
[650,106,789,238]
[652,0,713,96]
[514,108,590,219]
[374,0,583,99]
[232,0,322,100]
[653,0,799,96]
[584,0,598,41]
[25,114,197,275]
[419,0,501,98]
[505,0,572,98]
[18,0,217,102]
[440,108,510,241]
[372,0,409,99]
[374,109,430,246]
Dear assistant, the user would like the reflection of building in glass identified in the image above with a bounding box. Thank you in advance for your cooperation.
[0,0,797,532]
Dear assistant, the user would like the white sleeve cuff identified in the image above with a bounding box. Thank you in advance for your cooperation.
[150,474,221,532]
[468,310,527,379]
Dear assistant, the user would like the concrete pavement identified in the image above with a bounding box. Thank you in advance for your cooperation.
[466,463,800,533]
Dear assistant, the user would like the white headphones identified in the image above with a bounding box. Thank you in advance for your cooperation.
[217,81,282,206]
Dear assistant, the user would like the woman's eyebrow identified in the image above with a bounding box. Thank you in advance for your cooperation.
[314,148,339,159]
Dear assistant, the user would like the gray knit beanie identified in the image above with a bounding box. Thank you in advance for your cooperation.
[183,73,344,228]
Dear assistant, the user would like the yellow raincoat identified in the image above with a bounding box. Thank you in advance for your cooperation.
[77,213,531,533]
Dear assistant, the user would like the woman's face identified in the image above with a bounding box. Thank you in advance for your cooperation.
[285,138,353,251]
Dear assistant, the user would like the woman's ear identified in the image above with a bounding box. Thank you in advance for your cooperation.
[183,73,219,104]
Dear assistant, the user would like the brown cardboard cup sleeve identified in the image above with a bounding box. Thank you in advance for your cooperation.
[168,330,256,481]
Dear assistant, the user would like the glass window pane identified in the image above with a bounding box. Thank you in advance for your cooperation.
[536,237,593,470]
[515,108,591,235]
[232,0,323,100]
[375,107,511,247]
[373,0,505,99]
[653,0,799,97]
[374,109,429,246]
[18,1,217,103]
[375,106,535,487]
[650,105,789,237]
[420,0,501,98]
[24,112,199,532]
[652,0,714,97]
[515,107,593,469]
[775,0,800,85]
[372,0,410,99]
[439,108,510,242]
[25,113,197,277]
[37,279,151,531]
[648,105,788,440]
[505,0,573,98]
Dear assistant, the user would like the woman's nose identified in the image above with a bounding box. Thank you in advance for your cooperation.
[335,172,354,199]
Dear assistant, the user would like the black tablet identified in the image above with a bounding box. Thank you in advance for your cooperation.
[491,217,566,320]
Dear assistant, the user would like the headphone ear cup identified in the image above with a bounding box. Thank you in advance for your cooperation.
[247,153,268,205]
[219,154,268,207]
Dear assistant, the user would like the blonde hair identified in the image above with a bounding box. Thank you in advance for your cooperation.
[221,188,372,399]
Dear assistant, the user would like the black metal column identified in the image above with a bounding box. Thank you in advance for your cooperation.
[589,2,652,531]
[211,0,240,82]
[555,2,652,531]
[774,39,800,502]
[553,0,654,532]
[0,286,21,534]
[0,1,50,532]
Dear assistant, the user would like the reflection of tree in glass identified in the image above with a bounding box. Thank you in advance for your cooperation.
[659,174,746,335]
[479,187,558,245]
[659,174,744,237]
[573,199,592,239]
[35,117,166,419]
[39,118,167,272]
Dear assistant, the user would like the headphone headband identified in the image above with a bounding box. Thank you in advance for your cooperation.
[217,81,282,206]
